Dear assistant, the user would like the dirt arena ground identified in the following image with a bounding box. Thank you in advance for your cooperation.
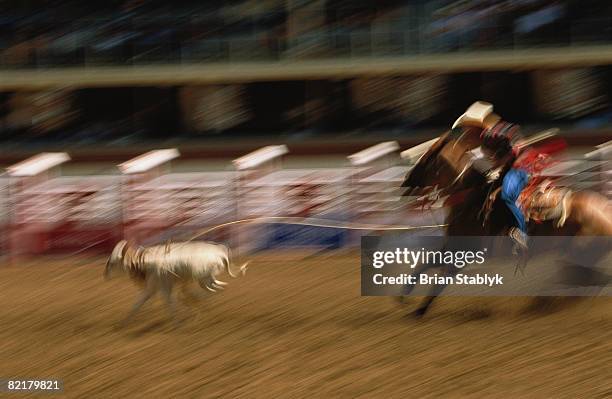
[1,251,611,398]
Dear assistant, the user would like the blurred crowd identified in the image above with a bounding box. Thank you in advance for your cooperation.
[0,0,611,66]
[1,67,612,146]
[1,0,612,146]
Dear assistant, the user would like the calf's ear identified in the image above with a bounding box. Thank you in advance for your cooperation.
[121,240,131,257]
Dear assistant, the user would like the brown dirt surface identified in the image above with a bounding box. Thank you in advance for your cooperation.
[1,252,611,398]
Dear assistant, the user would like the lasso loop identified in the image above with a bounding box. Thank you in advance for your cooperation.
[180,216,447,246]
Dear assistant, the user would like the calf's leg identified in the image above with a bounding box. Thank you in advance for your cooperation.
[160,277,177,323]
[121,277,158,326]
[198,276,217,293]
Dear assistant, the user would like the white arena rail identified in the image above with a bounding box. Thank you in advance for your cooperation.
[348,141,412,225]
[6,152,70,194]
[233,145,288,172]
[0,174,8,258]
[348,141,400,179]
[118,148,180,175]
[348,141,400,167]
[123,171,238,244]
[6,152,70,177]
[120,149,182,243]
[120,145,290,248]
[241,168,356,218]
[0,174,7,222]
[232,145,289,252]
[2,139,608,257]
[6,153,122,256]
[356,165,409,215]
[585,140,612,198]
[540,141,611,197]
[541,159,608,191]
[350,139,449,224]
[7,153,71,257]
[11,175,122,254]
[241,168,357,250]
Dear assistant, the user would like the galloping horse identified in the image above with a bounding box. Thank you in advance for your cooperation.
[402,126,612,237]
[399,105,612,316]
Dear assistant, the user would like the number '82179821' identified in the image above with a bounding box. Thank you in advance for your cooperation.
[1,379,63,392]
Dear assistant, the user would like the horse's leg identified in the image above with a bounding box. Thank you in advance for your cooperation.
[414,264,458,318]
[399,261,437,298]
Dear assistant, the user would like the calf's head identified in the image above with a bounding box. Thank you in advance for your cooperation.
[104,240,129,280]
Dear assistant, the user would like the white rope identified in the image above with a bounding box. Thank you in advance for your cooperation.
[179,216,447,247]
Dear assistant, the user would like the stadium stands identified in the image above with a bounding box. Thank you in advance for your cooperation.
[1,1,611,67]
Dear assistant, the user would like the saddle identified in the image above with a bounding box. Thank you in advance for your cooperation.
[482,180,572,228]
[517,180,572,227]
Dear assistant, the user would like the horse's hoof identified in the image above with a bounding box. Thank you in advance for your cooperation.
[412,307,428,319]
[395,296,407,305]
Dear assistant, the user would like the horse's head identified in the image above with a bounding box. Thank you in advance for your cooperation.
[402,150,453,195]
[402,127,483,196]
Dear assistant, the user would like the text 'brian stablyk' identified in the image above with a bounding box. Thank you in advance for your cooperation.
[372,273,504,287]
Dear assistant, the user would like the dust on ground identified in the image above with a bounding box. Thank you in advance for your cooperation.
[1,252,611,398]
